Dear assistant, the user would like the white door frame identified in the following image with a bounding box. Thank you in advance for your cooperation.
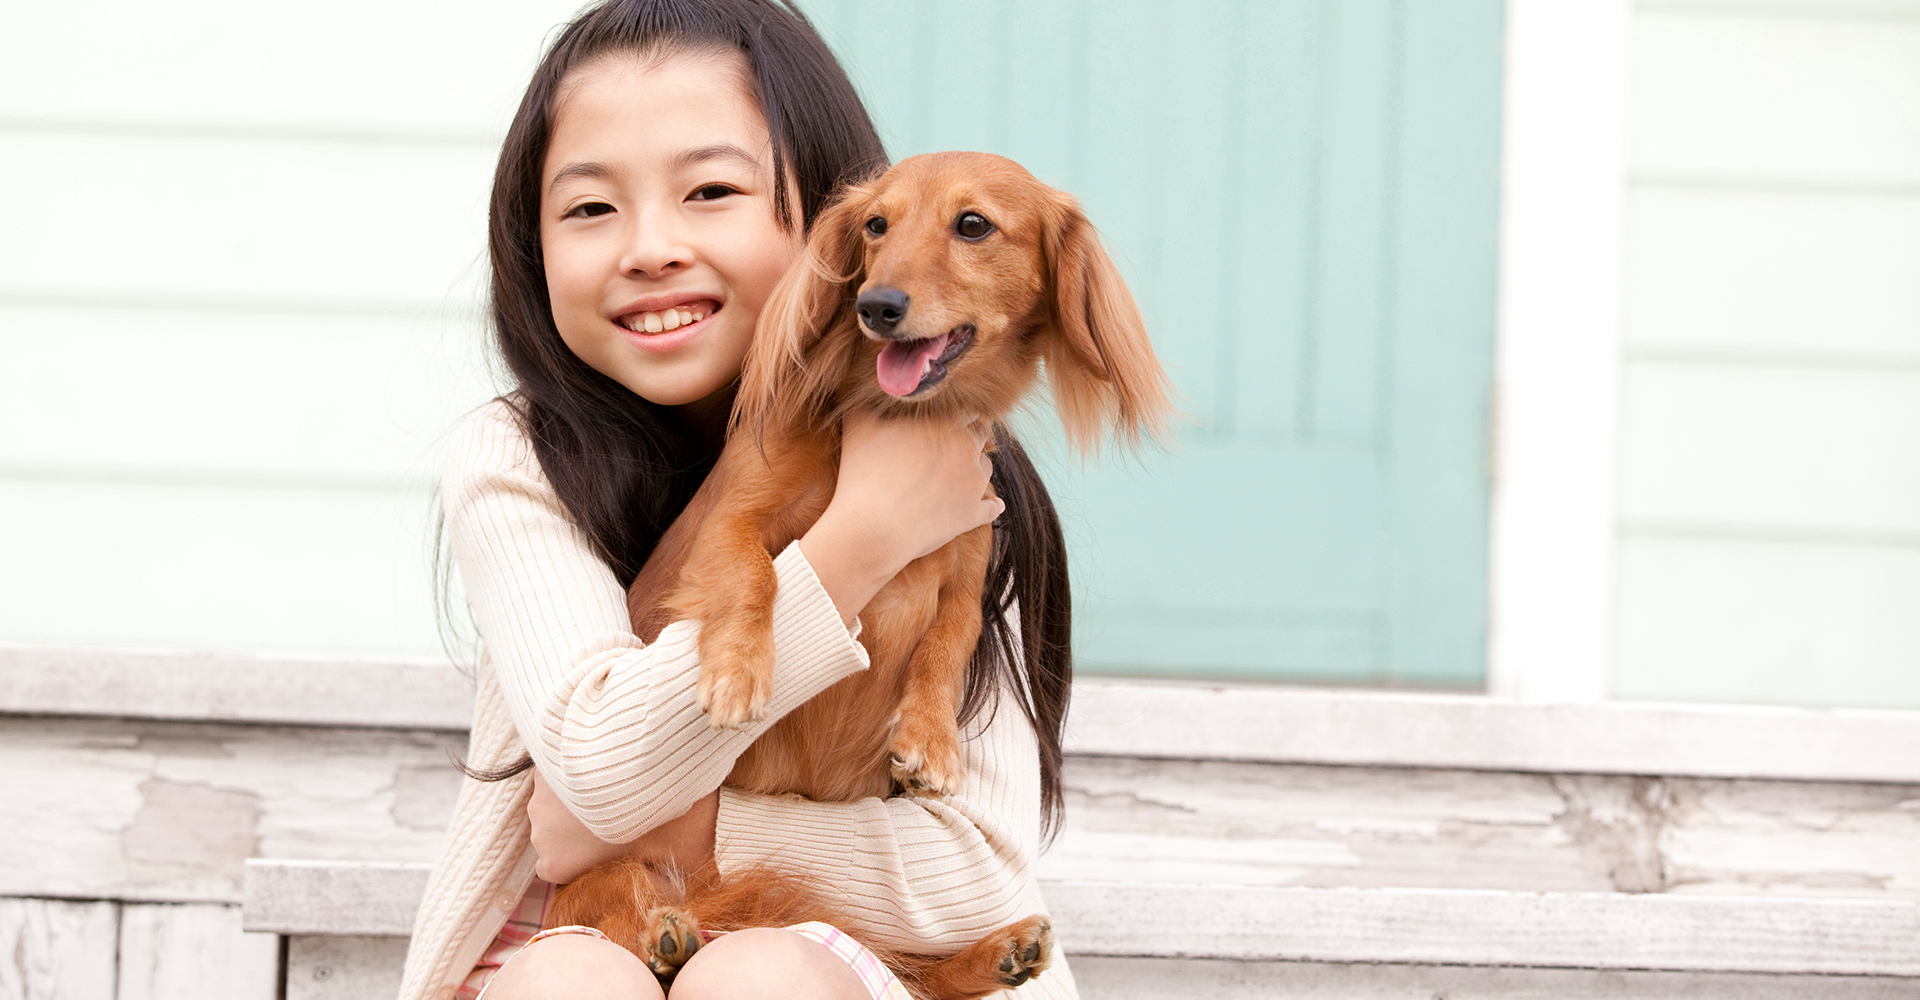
[1486,0,1631,702]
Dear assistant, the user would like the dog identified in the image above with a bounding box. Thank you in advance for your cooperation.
[549,151,1173,999]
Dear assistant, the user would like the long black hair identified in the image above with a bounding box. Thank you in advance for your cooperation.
[482,0,1072,836]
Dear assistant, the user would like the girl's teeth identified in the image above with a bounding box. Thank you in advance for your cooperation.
[625,306,710,333]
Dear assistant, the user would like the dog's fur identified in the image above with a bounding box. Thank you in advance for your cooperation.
[548,152,1172,999]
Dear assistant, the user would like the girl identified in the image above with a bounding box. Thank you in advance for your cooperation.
[399,2,1078,999]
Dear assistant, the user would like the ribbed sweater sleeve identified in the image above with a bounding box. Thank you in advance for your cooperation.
[714,675,1043,953]
[441,399,870,843]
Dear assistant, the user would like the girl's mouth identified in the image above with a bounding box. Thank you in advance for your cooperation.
[617,299,720,334]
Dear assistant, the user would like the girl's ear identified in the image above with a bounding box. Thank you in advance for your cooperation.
[1042,193,1174,454]
[736,187,870,438]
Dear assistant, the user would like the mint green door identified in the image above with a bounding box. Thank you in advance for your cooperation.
[798,0,1502,687]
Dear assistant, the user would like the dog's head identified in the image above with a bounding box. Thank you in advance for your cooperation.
[740,151,1172,453]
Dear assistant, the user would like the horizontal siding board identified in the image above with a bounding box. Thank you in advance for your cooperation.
[1614,534,1920,708]
[0,133,494,310]
[1618,362,1920,534]
[1637,0,1920,19]
[0,0,582,137]
[0,305,496,484]
[1623,186,1920,360]
[1629,14,1920,184]
[0,479,448,656]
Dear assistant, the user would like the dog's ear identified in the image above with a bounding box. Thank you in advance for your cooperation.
[1042,193,1174,454]
[736,186,870,438]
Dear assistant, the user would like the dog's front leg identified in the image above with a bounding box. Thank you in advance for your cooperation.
[668,439,825,730]
[889,523,993,796]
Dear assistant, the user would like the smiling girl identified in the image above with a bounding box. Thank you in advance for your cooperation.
[399,3,1078,1000]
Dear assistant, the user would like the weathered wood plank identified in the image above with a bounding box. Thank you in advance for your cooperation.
[266,944,1920,1000]
[117,903,278,1000]
[13,654,1920,784]
[247,866,1920,977]
[0,717,462,902]
[285,937,409,1000]
[0,645,473,730]
[0,898,117,1000]
[1073,956,1920,1000]
[1066,678,1920,782]
[11,714,1919,906]
[243,862,430,937]
[1048,883,1920,976]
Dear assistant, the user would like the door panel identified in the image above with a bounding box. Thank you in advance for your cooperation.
[799,0,1500,686]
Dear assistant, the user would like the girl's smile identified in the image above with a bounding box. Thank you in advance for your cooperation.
[540,47,802,414]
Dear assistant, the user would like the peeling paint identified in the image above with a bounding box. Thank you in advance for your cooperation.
[390,764,462,831]
[1548,776,1670,893]
[123,778,262,875]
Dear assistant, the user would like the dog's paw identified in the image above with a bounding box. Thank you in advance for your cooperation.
[992,917,1054,988]
[697,665,771,730]
[888,717,965,797]
[695,623,774,730]
[638,906,703,982]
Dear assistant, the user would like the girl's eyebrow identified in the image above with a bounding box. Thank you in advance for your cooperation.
[548,160,615,193]
[674,143,764,174]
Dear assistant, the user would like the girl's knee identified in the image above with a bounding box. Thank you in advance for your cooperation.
[483,933,664,1000]
[670,928,872,1000]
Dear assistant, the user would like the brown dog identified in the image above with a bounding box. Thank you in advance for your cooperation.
[548,152,1173,999]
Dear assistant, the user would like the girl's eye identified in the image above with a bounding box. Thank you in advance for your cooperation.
[865,216,887,237]
[955,212,994,240]
[566,202,614,219]
[690,184,739,202]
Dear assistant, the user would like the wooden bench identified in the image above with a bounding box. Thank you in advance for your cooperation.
[6,644,1920,999]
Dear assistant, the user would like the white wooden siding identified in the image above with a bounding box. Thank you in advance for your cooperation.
[1624,186,1920,359]
[0,1,581,659]
[1616,1,1920,708]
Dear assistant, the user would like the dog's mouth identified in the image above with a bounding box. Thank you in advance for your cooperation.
[875,325,975,398]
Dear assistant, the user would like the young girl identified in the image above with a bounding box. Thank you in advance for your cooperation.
[398,2,1078,999]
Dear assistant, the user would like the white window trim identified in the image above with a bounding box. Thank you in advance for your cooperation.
[1487,0,1631,703]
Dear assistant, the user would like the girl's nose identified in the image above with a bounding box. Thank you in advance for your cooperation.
[618,214,693,277]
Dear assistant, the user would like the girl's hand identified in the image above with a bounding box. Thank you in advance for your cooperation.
[527,770,718,883]
[800,411,1005,624]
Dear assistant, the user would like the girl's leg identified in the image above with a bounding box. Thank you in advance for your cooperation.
[668,928,871,1000]
[482,933,666,1000]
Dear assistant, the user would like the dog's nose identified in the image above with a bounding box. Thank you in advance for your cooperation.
[856,286,910,335]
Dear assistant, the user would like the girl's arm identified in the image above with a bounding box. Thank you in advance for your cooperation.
[445,400,1000,844]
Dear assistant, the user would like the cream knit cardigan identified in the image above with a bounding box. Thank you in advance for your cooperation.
[398,400,1076,1000]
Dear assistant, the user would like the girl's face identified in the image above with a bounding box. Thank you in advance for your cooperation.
[540,49,802,416]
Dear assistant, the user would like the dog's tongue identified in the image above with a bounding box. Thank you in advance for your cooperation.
[876,333,951,397]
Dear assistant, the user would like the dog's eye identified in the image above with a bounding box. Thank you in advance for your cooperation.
[864,216,888,237]
[954,212,994,241]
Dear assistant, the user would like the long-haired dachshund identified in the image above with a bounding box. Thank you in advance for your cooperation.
[548,151,1173,1000]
